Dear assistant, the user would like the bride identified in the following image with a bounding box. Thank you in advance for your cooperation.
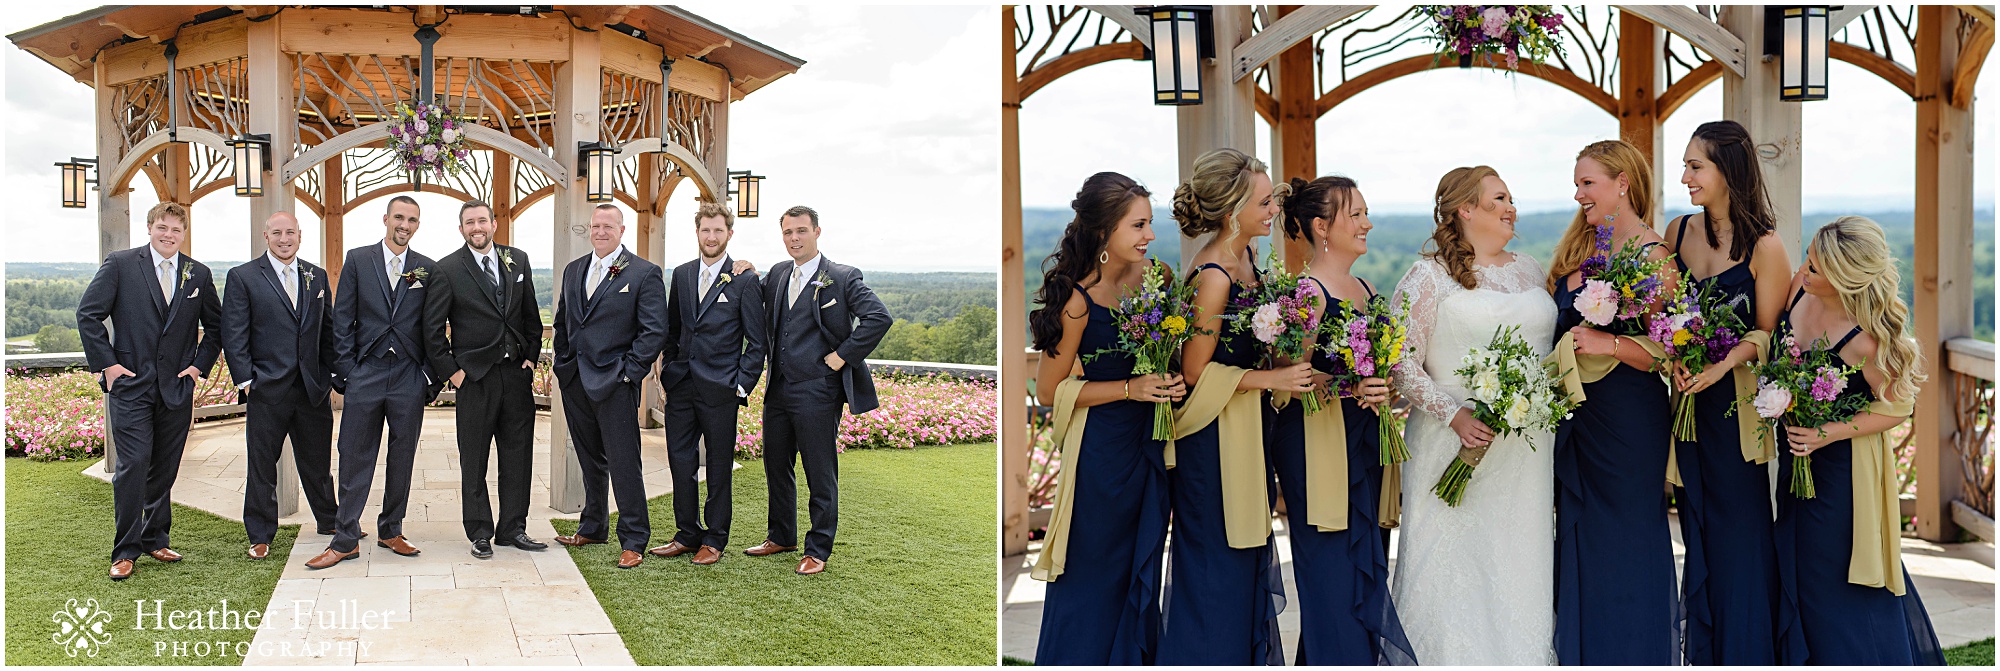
[1387,166,1557,665]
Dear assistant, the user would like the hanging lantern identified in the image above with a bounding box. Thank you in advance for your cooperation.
[1136,6,1213,106]
[1767,6,1831,101]
[728,170,763,219]
[228,134,273,197]
[577,141,618,203]
[55,157,98,209]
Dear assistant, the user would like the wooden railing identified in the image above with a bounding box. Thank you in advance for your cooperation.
[1944,337,1995,541]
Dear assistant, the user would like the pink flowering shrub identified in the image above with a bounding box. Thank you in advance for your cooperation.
[5,369,108,462]
[733,373,997,459]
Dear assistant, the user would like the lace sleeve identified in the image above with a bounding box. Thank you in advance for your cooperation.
[1391,259,1466,423]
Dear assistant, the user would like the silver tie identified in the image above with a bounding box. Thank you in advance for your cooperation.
[586,262,602,300]
[282,265,297,309]
[389,255,402,286]
[788,267,806,306]
[159,259,174,303]
[701,267,715,296]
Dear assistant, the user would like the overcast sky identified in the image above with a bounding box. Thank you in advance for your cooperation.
[3,4,998,272]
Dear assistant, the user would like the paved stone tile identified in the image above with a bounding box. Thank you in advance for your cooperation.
[516,634,576,657]
[503,584,618,636]
[567,634,637,666]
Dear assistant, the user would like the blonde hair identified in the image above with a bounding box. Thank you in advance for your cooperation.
[1547,139,1655,291]
[146,201,189,227]
[1811,216,1926,402]
[1172,148,1269,239]
[1423,166,1499,290]
[695,200,734,229]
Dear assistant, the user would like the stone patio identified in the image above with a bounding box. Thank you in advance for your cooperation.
[1001,514,1996,663]
[81,408,709,666]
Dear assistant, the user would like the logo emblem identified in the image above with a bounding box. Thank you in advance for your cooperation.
[51,598,112,657]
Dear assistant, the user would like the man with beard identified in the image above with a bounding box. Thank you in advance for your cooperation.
[312,196,443,568]
[425,199,545,558]
[76,202,223,580]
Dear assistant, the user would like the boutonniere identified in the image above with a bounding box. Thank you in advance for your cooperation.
[401,267,429,284]
[717,272,733,285]
[499,248,516,271]
[606,257,631,278]
[300,268,315,290]
[180,264,192,284]
[810,270,833,298]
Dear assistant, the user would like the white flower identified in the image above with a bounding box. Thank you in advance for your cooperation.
[1753,383,1792,419]
[1250,303,1284,344]
[441,128,458,144]
[414,119,429,135]
[1504,395,1532,428]
[1470,369,1502,403]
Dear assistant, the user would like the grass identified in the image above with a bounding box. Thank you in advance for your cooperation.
[1949,637,1995,666]
[552,442,997,665]
[6,458,299,665]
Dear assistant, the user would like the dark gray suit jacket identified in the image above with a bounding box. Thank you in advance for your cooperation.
[331,244,443,400]
[424,244,544,384]
[221,256,336,404]
[552,248,668,403]
[760,255,891,415]
[661,255,767,405]
[75,245,223,409]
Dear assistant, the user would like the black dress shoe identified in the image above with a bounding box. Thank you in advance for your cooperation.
[470,539,493,559]
[494,533,547,551]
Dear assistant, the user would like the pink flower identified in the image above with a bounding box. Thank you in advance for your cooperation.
[1481,7,1510,38]
[1575,279,1619,326]
[1250,303,1284,344]
[1753,383,1793,419]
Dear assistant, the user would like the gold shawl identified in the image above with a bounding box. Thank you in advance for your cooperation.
[1273,391,1349,532]
[1170,362,1271,548]
[1546,331,1681,487]
[1030,377,1093,582]
[1848,395,1916,595]
[1726,331,1778,464]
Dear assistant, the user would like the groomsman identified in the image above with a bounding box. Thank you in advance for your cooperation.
[549,204,668,569]
[76,202,223,580]
[313,196,442,569]
[221,212,338,562]
[647,202,767,565]
[748,206,890,575]
[425,199,546,558]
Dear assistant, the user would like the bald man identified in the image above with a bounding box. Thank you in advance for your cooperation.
[221,212,339,561]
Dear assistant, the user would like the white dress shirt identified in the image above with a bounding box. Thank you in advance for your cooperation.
[586,245,624,298]
[150,244,178,303]
[382,241,409,286]
[698,255,728,296]
[786,253,823,307]
[470,245,503,286]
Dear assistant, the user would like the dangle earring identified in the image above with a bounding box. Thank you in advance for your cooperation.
[1099,250,1110,264]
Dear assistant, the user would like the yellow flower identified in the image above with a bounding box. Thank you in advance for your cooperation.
[1673,329,1692,346]
[1619,284,1636,299]
[1162,315,1187,335]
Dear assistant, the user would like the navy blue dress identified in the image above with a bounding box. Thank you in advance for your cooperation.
[1266,278,1417,665]
[1034,284,1172,665]
[1552,258,1680,665]
[1670,217,1780,665]
[1159,262,1285,665]
[1773,289,1945,666]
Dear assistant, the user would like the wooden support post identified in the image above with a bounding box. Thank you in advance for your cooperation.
[1178,5,1262,271]
[322,153,345,285]
[168,143,192,253]
[1719,5,1804,265]
[493,152,514,247]
[1001,5,1031,557]
[248,11,302,516]
[95,58,129,475]
[1912,5,1973,542]
[1617,12,1666,224]
[635,151,665,429]
[546,27,601,514]
[1274,5,1317,273]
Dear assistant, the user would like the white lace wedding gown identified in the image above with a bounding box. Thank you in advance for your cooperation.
[1387,253,1558,666]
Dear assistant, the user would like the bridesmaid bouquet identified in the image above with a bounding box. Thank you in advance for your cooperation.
[1729,330,1870,498]
[1084,259,1204,440]
[1228,248,1325,414]
[1647,280,1749,440]
[1574,225,1673,336]
[1434,324,1577,506]
[1319,293,1416,464]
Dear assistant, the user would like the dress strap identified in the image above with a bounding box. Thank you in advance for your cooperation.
[1194,262,1234,285]
[1674,214,1694,249]
[1360,277,1378,300]
[1831,326,1865,354]
[1787,287,1808,311]
[1073,281,1098,309]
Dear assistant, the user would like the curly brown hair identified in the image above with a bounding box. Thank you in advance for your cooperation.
[1422,166,1500,290]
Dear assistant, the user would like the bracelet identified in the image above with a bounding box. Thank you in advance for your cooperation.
[1612,335,1621,358]
[1123,379,1132,400]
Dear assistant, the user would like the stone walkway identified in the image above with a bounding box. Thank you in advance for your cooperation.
[1001,515,1996,663]
[82,408,700,666]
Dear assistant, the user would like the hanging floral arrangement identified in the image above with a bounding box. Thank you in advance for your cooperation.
[386,101,472,180]
[1418,5,1567,71]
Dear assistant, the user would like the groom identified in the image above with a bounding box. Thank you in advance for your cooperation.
[747,205,890,575]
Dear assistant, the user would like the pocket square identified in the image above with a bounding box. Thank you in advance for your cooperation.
[618,284,630,293]
[516,274,525,283]
[822,298,836,308]
[317,289,325,298]
[716,294,730,303]
[187,288,200,298]
[411,281,424,289]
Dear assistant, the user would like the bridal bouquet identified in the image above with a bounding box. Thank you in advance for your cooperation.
[1228,247,1325,413]
[1434,324,1576,506]
[1083,258,1204,440]
[1728,330,1869,498]
[1418,5,1567,71]
[1648,279,1749,440]
[1320,293,1415,464]
[1574,225,1673,336]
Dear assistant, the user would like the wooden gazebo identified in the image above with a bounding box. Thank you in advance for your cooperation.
[1001,5,1994,553]
[10,4,802,513]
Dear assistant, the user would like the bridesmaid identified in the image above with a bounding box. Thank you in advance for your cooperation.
[1774,216,1945,665]
[1665,120,1791,665]
[1267,175,1417,665]
[1161,147,1302,665]
[1028,172,1185,665]
[1548,139,1680,665]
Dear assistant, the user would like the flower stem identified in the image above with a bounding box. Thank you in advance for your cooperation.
[1432,457,1477,506]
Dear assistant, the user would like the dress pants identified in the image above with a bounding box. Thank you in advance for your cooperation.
[762,371,844,560]
[456,362,535,542]
[331,355,427,552]
[563,381,651,552]
[665,385,737,550]
[107,385,195,561]
[242,377,338,544]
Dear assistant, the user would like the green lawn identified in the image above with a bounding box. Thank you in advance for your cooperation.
[6,458,299,665]
[1949,637,1995,666]
[552,442,997,665]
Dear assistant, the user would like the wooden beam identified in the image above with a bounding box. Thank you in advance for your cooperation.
[1616,4,1746,77]
[1830,41,1918,99]
[492,151,514,247]
[101,15,251,86]
[547,27,602,515]
[1081,5,1152,49]
[1179,5,1259,271]
[1316,52,1620,118]
[1231,5,1369,82]
[99,6,194,43]
[1018,41,1145,102]
[248,9,300,516]
[1832,5,1877,32]
[667,56,729,103]
[1912,3,1975,542]
[1657,60,1724,120]
[322,152,345,288]
[1618,13,1665,223]
[601,28,667,84]
[1951,13,1993,108]
[1274,5,1316,274]
[280,9,570,62]
[1719,5,1803,265]
[1000,5,1030,557]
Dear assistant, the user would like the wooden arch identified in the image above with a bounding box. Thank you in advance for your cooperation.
[281,122,567,184]
[1655,38,1935,122]
[1018,41,1145,101]
[105,127,232,197]
[1307,52,1621,119]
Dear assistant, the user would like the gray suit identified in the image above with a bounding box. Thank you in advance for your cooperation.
[553,248,668,552]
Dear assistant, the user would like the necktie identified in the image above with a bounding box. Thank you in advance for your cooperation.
[701,267,715,296]
[158,259,174,303]
[788,266,806,306]
[282,265,297,309]
[586,261,602,300]
[483,255,502,302]
[389,255,402,287]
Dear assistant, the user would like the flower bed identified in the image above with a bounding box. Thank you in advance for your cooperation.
[733,373,998,459]
[4,368,107,461]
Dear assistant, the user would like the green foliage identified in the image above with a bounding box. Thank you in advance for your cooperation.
[871,305,997,365]
[6,278,84,339]
[33,325,81,354]
[1947,637,1994,666]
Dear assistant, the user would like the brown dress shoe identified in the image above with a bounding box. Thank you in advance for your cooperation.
[743,540,798,557]
[616,550,643,569]
[554,534,605,547]
[304,547,359,570]
[247,544,270,560]
[795,556,826,575]
[376,535,421,556]
[648,541,694,557]
[109,559,135,580]
[147,548,183,562]
[691,545,723,565]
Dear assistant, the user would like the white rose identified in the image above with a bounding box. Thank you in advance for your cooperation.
[1503,396,1532,429]
[1470,369,1502,403]
[441,128,459,143]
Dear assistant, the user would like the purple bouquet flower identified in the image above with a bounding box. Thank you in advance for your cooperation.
[1418,5,1567,72]
[1083,259,1207,439]
[387,101,474,181]
[1320,293,1415,463]
[1649,276,1751,440]
[1729,330,1872,498]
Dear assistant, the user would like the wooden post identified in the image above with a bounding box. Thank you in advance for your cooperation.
[1912,5,1972,541]
[1617,12,1666,224]
[1274,5,1316,273]
[546,27,601,514]
[635,151,664,429]
[322,153,345,286]
[248,11,302,517]
[1719,5,1804,265]
[492,152,514,247]
[95,58,129,475]
[167,144,192,254]
[1178,5,1262,271]
[1001,5,1030,556]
